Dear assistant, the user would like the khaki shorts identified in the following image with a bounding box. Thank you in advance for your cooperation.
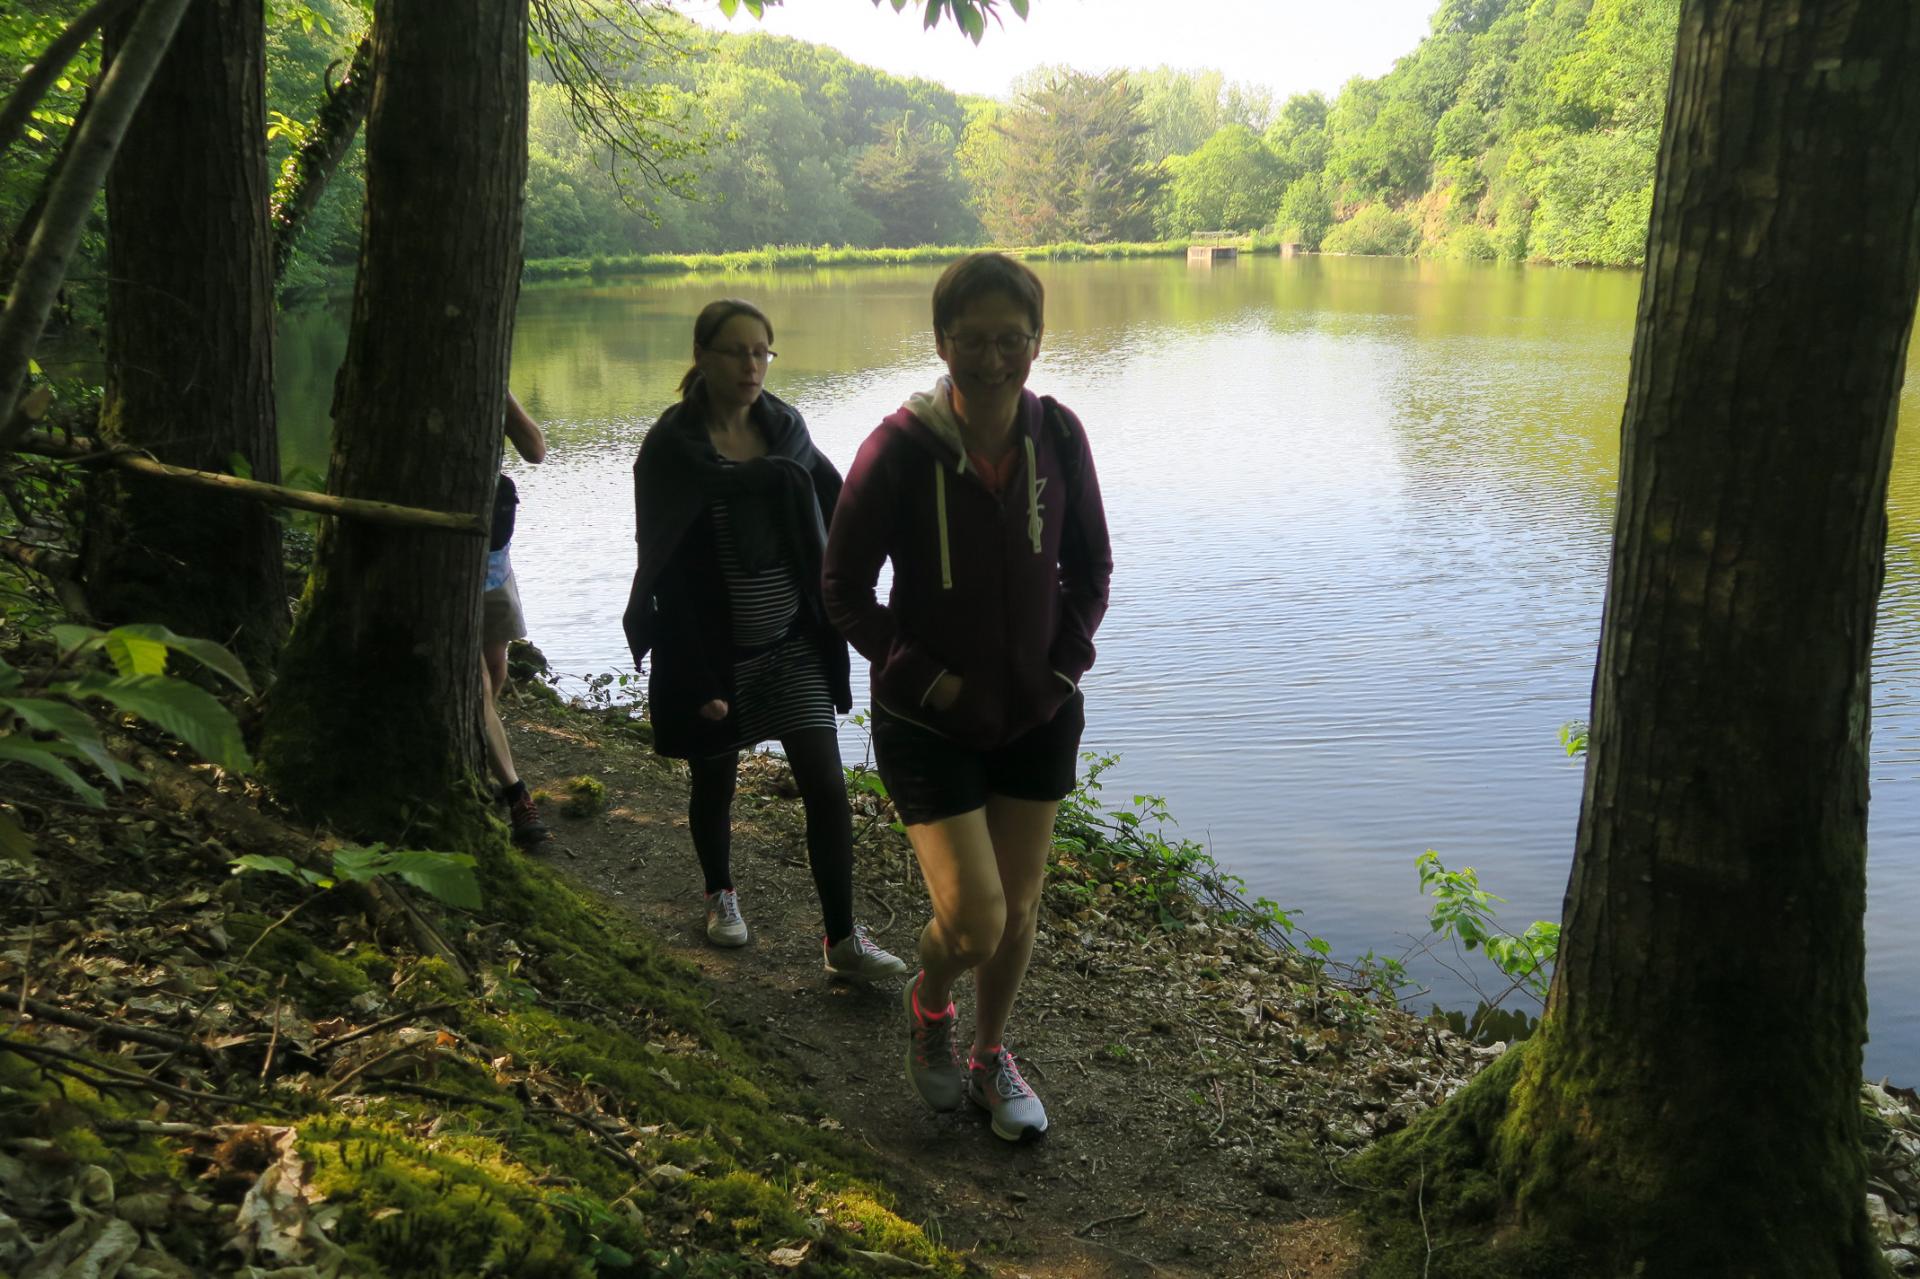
[482,573,527,648]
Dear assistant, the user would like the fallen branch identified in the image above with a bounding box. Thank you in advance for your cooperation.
[20,995,216,1065]
[13,432,486,535]
[534,1100,649,1177]
[1074,1205,1147,1237]
[314,1001,460,1054]
[2,1035,265,1111]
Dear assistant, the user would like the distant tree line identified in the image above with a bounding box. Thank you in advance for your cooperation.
[242,0,1679,287]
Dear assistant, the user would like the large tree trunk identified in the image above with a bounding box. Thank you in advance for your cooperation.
[261,0,528,840]
[1359,1,1920,1274]
[86,0,284,671]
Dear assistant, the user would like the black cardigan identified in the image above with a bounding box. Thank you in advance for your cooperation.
[621,391,853,758]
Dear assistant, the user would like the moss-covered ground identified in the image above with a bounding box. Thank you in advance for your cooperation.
[0,699,969,1277]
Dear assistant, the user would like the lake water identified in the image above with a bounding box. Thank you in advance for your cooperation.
[279,255,1920,1080]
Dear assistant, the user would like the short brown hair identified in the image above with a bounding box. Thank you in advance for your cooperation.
[931,252,1043,335]
[678,298,774,398]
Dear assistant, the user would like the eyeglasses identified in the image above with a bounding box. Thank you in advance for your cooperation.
[944,330,1037,359]
[702,344,777,365]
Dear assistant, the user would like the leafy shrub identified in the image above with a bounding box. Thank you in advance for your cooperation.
[1321,204,1422,256]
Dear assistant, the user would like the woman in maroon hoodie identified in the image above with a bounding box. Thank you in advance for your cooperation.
[824,253,1112,1142]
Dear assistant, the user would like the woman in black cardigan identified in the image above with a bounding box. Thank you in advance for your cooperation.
[623,299,906,981]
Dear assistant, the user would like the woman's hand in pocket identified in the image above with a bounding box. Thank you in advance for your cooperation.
[927,674,963,712]
[698,698,730,721]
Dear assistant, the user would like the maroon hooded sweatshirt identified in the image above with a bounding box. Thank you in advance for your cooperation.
[823,381,1113,750]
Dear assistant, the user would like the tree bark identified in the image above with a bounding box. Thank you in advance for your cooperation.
[0,0,193,443]
[261,0,528,840]
[270,31,373,284]
[1375,4,1920,1277]
[1359,2,1920,1274]
[85,0,285,672]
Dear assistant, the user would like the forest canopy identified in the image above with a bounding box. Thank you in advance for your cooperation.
[0,0,1681,308]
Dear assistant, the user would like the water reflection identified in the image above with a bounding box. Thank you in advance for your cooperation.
[276,255,1920,1078]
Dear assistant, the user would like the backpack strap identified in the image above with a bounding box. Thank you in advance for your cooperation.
[1039,395,1081,502]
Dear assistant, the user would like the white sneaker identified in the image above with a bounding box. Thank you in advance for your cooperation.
[823,924,909,983]
[704,889,749,947]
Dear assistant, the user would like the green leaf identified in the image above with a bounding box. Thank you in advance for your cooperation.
[0,658,19,694]
[0,810,36,863]
[107,624,253,694]
[1008,0,1028,17]
[59,674,250,772]
[229,853,328,887]
[0,737,105,807]
[103,630,169,678]
[330,845,482,909]
[51,624,105,657]
[0,698,129,789]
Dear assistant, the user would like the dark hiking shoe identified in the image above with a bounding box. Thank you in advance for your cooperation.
[507,790,552,847]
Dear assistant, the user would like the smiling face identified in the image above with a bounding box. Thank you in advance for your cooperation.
[936,291,1042,425]
[694,313,775,414]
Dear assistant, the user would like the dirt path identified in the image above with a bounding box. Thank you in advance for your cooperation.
[504,698,1377,1278]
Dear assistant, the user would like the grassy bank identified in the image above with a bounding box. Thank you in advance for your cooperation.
[520,235,1295,285]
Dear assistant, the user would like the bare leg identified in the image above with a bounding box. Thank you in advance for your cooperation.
[481,641,517,789]
[971,795,1058,1055]
[903,807,1004,1012]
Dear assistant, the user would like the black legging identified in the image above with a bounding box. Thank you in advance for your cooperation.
[687,727,855,943]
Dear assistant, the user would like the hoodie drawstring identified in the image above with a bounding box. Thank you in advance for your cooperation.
[935,462,953,590]
[1024,435,1042,554]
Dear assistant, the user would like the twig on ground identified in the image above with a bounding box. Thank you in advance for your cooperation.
[20,996,215,1064]
[1074,1205,1147,1237]
[1,1036,264,1110]
[260,976,286,1083]
[866,887,899,931]
[314,1001,461,1054]
[1419,1161,1432,1279]
[237,895,316,967]
[353,1080,510,1112]
[319,1043,410,1100]
[96,1119,205,1135]
[12,919,32,1029]
[534,1100,648,1176]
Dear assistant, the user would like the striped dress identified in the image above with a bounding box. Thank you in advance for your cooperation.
[709,482,837,750]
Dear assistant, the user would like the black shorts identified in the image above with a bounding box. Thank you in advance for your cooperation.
[871,692,1086,826]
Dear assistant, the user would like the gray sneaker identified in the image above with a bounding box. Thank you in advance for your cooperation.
[901,972,965,1112]
[968,1047,1048,1142]
[704,889,749,947]
[824,924,909,983]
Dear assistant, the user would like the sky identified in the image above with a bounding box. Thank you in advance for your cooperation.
[679,0,1442,103]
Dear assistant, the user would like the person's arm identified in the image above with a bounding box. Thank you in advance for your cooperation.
[824,434,955,708]
[1049,411,1112,687]
[505,391,547,464]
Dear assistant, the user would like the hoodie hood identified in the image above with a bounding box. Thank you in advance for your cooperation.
[895,378,1047,579]
[902,377,971,473]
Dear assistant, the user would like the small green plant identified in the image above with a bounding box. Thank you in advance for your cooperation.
[0,622,252,856]
[231,843,482,910]
[1415,850,1560,1006]
[559,774,607,818]
[1559,720,1590,756]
